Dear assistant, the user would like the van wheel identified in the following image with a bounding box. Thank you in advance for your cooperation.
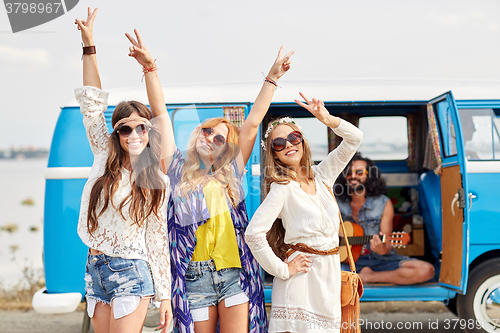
[457,258,500,333]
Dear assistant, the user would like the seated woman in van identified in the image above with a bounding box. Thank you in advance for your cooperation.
[75,8,172,333]
[163,49,293,332]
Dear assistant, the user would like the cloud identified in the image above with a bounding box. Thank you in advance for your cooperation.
[0,45,49,67]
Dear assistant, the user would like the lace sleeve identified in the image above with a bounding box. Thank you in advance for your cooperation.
[244,183,289,280]
[315,119,363,185]
[75,86,110,156]
[146,174,171,301]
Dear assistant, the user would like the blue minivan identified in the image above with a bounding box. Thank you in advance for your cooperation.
[33,80,500,333]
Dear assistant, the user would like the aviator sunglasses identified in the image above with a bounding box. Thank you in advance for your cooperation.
[271,131,303,152]
[201,127,226,146]
[117,124,150,138]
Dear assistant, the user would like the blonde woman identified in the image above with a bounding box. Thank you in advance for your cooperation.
[167,49,293,333]
[245,94,363,333]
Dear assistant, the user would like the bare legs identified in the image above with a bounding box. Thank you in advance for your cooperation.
[91,297,151,333]
[193,300,249,333]
[358,260,435,285]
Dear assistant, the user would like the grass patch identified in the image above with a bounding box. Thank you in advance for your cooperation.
[0,266,45,311]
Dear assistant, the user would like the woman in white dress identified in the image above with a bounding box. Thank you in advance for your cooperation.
[245,93,363,333]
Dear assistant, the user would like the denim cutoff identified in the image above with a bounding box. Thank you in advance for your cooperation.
[185,259,244,310]
[85,252,154,304]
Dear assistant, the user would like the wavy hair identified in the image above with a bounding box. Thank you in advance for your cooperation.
[263,120,315,260]
[177,118,241,208]
[334,152,387,201]
[87,101,166,236]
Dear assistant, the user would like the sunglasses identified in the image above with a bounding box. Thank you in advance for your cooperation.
[271,131,303,152]
[117,124,150,138]
[347,169,368,177]
[201,127,226,147]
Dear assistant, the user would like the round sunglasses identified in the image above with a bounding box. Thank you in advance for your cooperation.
[201,127,226,146]
[117,124,150,138]
[271,131,303,152]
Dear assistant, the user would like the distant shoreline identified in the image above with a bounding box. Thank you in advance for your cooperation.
[0,148,48,160]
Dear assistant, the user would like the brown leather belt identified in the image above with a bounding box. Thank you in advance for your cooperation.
[285,243,339,260]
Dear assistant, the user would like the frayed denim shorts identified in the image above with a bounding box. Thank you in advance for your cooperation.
[185,259,247,312]
[85,252,154,319]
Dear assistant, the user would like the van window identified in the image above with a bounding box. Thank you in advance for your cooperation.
[299,117,328,162]
[357,116,408,160]
[458,108,500,160]
[436,100,458,157]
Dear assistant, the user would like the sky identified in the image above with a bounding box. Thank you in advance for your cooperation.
[2,0,500,149]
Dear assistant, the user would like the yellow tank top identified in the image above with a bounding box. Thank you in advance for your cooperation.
[191,180,241,270]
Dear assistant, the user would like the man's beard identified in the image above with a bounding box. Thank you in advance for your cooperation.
[348,181,365,193]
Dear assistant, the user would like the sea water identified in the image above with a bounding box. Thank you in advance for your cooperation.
[0,158,46,289]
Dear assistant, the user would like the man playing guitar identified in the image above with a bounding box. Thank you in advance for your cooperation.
[335,153,435,285]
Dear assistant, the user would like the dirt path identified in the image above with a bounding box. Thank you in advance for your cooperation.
[0,301,456,333]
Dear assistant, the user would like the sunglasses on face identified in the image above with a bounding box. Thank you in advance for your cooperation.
[271,131,303,152]
[117,124,150,138]
[347,169,368,177]
[201,127,226,147]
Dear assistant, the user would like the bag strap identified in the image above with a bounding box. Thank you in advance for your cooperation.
[323,182,357,273]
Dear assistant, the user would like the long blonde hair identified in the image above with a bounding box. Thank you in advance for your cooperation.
[177,118,241,207]
[263,120,315,259]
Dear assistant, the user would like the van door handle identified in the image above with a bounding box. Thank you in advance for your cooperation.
[468,193,476,210]
[451,193,458,217]
[451,188,466,217]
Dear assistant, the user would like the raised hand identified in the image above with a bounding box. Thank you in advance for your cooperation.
[294,92,340,128]
[267,46,295,82]
[125,29,155,68]
[287,253,312,277]
[75,7,97,47]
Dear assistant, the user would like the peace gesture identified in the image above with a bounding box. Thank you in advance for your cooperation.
[294,92,340,128]
[75,7,97,47]
[267,46,295,82]
[125,29,155,68]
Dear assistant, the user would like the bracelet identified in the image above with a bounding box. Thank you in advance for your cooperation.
[142,65,157,74]
[141,60,158,82]
[265,76,278,87]
[82,45,96,55]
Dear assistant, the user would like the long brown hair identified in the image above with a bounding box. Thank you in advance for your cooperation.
[177,118,241,207]
[263,120,315,260]
[87,101,166,236]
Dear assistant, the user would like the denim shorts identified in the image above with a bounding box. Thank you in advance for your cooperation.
[341,249,414,272]
[85,252,154,317]
[185,259,246,310]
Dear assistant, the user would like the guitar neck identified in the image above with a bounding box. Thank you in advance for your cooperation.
[340,236,374,246]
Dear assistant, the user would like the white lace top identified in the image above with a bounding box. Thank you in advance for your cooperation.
[245,119,363,280]
[75,86,171,301]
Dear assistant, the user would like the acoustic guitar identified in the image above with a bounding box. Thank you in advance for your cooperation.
[339,221,411,263]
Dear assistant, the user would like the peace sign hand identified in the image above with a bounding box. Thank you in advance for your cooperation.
[294,92,334,124]
[75,7,98,46]
[267,46,295,83]
[125,29,155,69]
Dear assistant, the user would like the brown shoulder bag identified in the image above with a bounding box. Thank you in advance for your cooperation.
[324,182,363,333]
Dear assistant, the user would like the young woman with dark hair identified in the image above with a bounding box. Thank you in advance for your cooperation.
[75,8,172,333]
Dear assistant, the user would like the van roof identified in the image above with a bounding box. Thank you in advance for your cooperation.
[65,78,500,107]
